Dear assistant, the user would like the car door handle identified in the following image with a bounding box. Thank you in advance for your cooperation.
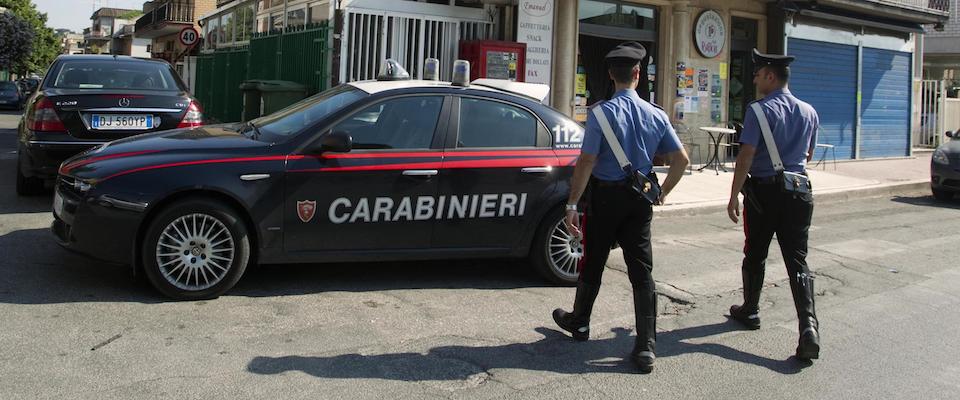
[402,170,439,177]
[521,167,553,174]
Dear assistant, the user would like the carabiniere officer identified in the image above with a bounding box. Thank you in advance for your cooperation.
[727,49,821,361]
[553,42,690,374]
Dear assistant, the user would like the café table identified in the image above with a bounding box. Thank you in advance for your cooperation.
[696,126,738,175]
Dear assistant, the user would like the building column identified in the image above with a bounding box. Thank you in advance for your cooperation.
[670,0,691,122]
[551,0,577,116]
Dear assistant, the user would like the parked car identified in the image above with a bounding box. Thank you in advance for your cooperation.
[16,55,204,195]
[0,81,24,110]
[19,77,40,96]
[932,131,960,200]
[52,60,585,300]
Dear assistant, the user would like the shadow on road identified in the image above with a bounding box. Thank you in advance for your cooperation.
[891,194,960,209]
[0,223,549,305]
[247,323,809,380]
[0,110,23,117]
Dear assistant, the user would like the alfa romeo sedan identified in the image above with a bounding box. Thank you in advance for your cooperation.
[17,55,203,195]
[53,62,586,300]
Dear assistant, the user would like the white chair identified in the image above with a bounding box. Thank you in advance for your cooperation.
[814,143,837,170]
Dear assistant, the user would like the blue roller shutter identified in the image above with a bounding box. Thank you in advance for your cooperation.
[788,38,858,160]
[860,48,911,158]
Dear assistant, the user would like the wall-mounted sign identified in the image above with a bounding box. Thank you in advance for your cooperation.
[695,10,726,58]
[517,0,554,87]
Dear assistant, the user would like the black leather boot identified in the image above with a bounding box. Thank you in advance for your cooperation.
[630,285,657,374]
[789,270,820,360]
[553,282,600,341]
[730,265,764,330]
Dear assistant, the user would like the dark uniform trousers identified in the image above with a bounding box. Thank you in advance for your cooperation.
[741,178,818,333]
[581,181,657,352]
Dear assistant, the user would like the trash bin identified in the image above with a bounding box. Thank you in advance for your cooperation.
[239,80,309,121]
[239,81,262,122]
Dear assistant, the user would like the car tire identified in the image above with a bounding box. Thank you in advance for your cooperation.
[932,187,954,201]
[530,206,581,286]
[141,198,251,300]
[16,159,45,196]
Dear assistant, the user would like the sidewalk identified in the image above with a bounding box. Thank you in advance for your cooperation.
[653,150,932,215]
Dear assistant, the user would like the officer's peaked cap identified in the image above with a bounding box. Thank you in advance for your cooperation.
[605,42,647,67]
[752,48,795,69]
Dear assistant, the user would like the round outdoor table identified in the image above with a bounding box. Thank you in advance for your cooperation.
[696,126,738,175]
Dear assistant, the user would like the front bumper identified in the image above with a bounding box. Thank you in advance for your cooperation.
[50,179,146,265]
[931,159,960,193]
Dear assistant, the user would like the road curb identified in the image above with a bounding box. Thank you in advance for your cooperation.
[654,180,930,218]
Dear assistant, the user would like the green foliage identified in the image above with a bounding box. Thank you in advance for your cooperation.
[118,10,144,20]
[0,0,61,76]
[0,12,35,71]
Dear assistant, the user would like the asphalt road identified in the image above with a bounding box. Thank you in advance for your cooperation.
[1,112,959,399]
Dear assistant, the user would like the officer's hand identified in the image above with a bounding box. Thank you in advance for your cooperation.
[564,210,582,238]
[657,193,667,206]
[727,196,741,224]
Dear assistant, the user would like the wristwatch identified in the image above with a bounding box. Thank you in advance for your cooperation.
[565,204,578,212]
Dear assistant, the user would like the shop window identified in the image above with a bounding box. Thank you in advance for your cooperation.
[287,7,306,28]
[579,0,656,31]
[221,12,234,43]
[205,17,220,48]
[270,12,283,31]
[236,4,255,41]
[257,0,271,12]
[458,98,537,148]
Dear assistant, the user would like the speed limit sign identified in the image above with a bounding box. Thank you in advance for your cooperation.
[179,27,199,46]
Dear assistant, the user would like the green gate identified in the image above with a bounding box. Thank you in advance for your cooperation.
[194,21,332,123]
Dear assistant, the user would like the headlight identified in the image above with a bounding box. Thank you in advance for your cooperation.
[933,149,950,165]
[71,178,95,193]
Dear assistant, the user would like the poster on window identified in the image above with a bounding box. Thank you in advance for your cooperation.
[517,0,554,86]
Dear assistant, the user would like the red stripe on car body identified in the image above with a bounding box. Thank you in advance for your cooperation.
[100,155,290,181]
[60,150,162,174]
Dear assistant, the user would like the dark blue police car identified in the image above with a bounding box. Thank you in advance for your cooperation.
[53,61,586,300]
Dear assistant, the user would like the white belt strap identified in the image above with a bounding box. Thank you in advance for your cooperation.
[750,102,784,173]
[591,106,631,170]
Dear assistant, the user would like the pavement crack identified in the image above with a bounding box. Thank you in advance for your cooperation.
[90,333,122,351]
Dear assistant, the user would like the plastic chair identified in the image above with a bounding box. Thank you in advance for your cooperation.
[814,143,837,170]
[719,121,743,168]
[674,122,702,174]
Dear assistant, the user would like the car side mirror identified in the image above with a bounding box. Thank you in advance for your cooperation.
[947,131,955,138]
[316,131,352,153]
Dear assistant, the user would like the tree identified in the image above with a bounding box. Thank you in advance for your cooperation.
[0,0,60,76]
[0,11,35,72]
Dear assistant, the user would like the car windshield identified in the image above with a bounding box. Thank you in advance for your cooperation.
[50,60,180,90]
[252,85,368,141]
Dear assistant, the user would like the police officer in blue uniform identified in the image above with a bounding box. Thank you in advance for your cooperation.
[727,49,821,361]
[552,42,690,373]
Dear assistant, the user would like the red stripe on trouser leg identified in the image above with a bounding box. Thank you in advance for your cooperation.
[577,213,587,274]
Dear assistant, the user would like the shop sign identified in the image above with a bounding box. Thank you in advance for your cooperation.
[517,0,554,86]
[695,10,725,58]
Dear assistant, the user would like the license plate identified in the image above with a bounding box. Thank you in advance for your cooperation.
[91,114,155,130]
[53,190,64,218]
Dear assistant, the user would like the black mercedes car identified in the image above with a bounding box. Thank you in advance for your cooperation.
[17,55,203,195]
[52,62,586,300]
[932,131,960,200]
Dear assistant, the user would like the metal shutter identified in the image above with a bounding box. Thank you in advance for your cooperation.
[860,48,911,158]
[788,38,858,160]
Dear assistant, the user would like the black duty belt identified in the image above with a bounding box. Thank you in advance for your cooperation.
[749,171,808,185]
[592,178,631,187]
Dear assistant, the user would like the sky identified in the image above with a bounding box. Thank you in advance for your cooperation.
[34,0,148,33]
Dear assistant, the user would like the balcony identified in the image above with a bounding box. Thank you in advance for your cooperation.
[135,0,195,39]
[84,29,111,41]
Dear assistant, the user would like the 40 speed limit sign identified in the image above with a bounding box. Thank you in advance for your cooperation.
[179,27,199,46]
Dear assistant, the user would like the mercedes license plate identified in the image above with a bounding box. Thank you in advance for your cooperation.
[53,190,64,218]
[91,114,154,130]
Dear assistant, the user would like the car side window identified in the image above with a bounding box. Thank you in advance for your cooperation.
[458,98,537,148]
[333,96,443,150]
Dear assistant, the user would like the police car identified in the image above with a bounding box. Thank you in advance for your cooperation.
[51,60,586,300]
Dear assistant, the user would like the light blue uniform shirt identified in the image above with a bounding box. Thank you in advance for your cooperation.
[739,88,819,178]
[581,89,682,181]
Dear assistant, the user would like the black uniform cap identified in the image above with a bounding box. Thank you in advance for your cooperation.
[605,42,647,67]
[752,48,795,70]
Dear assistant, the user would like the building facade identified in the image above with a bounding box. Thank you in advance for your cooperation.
[84,8,142,55]
[135,1,218,62]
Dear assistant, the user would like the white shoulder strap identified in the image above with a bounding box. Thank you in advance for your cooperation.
[591,106,631,169]
[750,102,784,172]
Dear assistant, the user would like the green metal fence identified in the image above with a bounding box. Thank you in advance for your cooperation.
[194,21,332,123]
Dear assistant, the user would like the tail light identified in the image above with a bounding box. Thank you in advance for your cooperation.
[29,98,66,132]
[177,100,204,128]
